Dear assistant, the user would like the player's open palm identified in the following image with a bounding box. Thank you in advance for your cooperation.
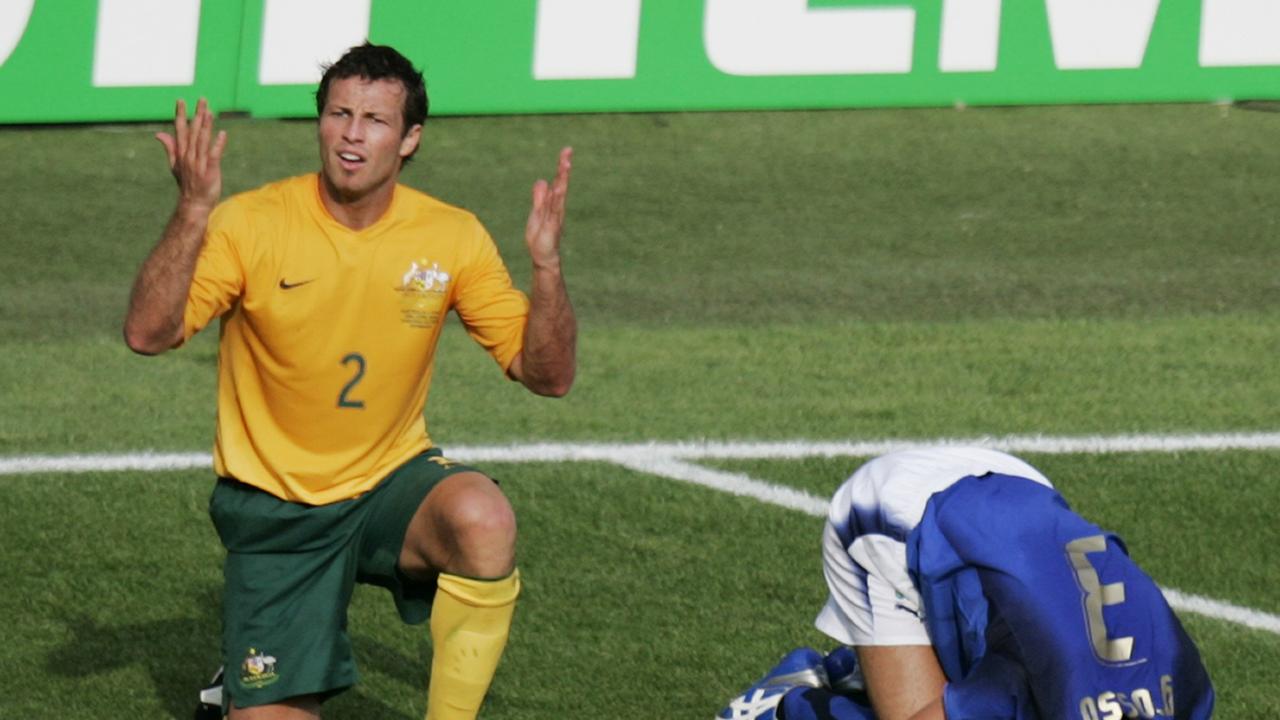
[155,98,227,211]
[525,147,573,269]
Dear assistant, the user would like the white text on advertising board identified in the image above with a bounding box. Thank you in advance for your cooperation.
[2,0,1278,86]
[534,0,1280,79]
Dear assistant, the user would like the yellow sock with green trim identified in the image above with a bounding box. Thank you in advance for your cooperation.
[425,570,521,720]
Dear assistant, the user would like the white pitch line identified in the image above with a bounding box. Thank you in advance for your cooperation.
[443,431,1280,462]
[613,455,831,516]
[0,451,212,475]
[1161,589,1280,635]
[7,431,1280,476]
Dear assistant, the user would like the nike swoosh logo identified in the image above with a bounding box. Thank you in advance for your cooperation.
[278,278,316,290]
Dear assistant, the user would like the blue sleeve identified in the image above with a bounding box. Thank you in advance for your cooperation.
[907,533,988,683]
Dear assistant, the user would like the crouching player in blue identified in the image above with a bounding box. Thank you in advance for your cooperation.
[717,447,1214,720]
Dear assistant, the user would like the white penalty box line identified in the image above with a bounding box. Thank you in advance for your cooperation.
[4,431,1280,635]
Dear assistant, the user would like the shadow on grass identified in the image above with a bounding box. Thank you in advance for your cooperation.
[45,585,223,719]
[45,585,427,718]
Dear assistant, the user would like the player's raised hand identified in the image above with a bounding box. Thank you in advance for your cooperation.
[155,98,227,211]
[525,147,573,269]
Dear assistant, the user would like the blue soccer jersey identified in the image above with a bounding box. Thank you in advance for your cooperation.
[908,473,1214,719]
[812,448,1214,720]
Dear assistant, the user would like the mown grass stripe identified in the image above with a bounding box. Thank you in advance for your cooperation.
[4,434,1278,637]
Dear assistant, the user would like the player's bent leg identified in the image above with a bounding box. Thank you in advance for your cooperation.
[212,480,362,715]
[398,470,520,720]
[399,471,516,579]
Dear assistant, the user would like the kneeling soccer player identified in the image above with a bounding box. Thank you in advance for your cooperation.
[716,446,1214,720]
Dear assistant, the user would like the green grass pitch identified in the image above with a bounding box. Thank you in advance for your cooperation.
[1,102,1278,718]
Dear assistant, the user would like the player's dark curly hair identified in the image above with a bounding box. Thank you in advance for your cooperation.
[316,42,429,158]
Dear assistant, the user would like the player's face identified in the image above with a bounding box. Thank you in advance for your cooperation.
[317,76,421,204]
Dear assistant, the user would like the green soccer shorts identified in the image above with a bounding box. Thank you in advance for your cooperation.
[208,448,477,709]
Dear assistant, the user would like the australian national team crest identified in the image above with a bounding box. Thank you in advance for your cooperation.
[397,259,451,328]
[240,647,280,689]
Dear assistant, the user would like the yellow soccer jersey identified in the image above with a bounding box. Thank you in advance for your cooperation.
[183,174,530,504]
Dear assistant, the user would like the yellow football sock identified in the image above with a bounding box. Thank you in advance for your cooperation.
[425,570,521,720]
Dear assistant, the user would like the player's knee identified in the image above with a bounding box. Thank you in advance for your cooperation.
[441,483,517,566]
[453,490,515,541]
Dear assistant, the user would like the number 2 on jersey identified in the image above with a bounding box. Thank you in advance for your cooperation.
[338,353,367,409]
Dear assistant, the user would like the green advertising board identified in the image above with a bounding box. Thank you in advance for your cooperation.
[1,0,1278,124]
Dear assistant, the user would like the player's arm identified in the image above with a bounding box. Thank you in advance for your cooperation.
[856,645,948,720]
[507,147,576,397]
[123,98,227,355]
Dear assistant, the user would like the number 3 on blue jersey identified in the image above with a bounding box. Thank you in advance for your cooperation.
[1067,535,1134,662]
[338,353,366,409]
